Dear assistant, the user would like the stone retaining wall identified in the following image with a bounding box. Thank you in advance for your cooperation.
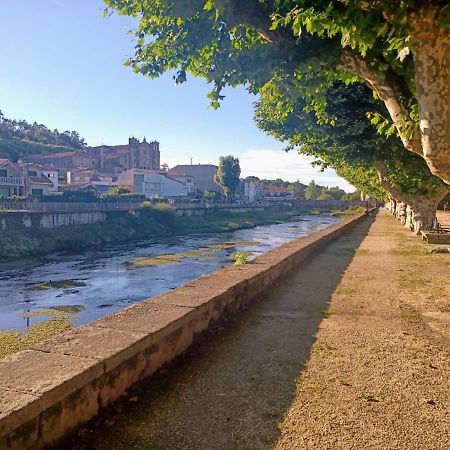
[0,211,372,450]
[0,211,107,230]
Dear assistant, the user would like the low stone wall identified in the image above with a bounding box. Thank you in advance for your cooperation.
[0,211,372,450]
[0,211,107,230]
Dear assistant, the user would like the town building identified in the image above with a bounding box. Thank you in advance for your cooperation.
[0,159,24,197]
[118,169,185,198]
[167,164,221,193]
[165,172,197,196]
[265,186,294,202]
[23,151,95,172]
[17,163,59,194]
[89,138,160,172]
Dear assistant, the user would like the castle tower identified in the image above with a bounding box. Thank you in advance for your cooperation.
[128,137,139,169]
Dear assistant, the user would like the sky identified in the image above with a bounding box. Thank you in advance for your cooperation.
[0,0,354,190]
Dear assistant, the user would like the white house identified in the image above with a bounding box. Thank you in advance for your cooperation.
[118,169,185,197]
[0,159,24,197]
[164,172,197,195]
[244,181,256,202]
[17,162,59,196]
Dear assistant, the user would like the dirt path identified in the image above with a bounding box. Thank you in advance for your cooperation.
[62,210,449,450]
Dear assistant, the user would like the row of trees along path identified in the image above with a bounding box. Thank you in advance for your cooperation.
[105,0,450,234]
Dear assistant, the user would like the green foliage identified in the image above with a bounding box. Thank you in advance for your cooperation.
[0,137,83,162]
[342,191,361,201]
[0,111,87,161]
[60,190,98,202]
[304,180,322,200]
[316,193,334,201]
[233,252,250,265]
[255,81,447,202]
[104,0,450,190]
[139,203,176,227]
[214,155,241,198]
[100,188,146,203]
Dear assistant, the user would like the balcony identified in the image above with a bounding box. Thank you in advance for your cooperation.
[0,177,24,186]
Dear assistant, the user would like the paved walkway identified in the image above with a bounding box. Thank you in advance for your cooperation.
[63,210,450,450]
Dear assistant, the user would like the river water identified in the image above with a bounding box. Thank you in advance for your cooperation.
[0,214,339,331]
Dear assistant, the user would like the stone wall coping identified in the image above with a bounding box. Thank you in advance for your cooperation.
[0,210,371,449]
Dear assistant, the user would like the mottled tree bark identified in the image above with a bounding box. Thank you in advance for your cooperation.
[409,7,450,184]
[375,161,449,233]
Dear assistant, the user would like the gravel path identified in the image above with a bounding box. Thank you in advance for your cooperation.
[62,210,449,450]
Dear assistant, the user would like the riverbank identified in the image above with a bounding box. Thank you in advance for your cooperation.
[57,209,449,449]
[0,205,362,259]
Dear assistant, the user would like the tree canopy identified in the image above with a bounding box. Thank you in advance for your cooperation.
[105,0,450,184]
[255,81,449,228]
[214,155,241,198]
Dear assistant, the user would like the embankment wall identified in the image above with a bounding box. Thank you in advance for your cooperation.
[0,211,372,450]
[0,211,107,230]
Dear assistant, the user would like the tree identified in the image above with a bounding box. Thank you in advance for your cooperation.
[304,180,322,200]
[255,81,449,232]
[105,0,450,184]
[214,155,241,199]
[323,187,346,200]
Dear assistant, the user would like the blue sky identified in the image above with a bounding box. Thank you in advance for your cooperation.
[0,0,353,190]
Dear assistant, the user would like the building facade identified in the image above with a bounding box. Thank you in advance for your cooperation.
[0,159,24,197]
[118,169,185,198]
[168,164,221,193]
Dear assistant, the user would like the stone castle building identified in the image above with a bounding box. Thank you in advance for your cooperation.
[126,137,160,170]
[89,138,160,172]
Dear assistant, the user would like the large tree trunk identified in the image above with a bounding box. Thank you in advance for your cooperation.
[409,191,449,234]
[405,204,413,230]
[409,7,450,184]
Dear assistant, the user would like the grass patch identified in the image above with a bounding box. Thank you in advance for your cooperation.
[336,286,355,296]
[354,248,369,255]
[320,307,333,319]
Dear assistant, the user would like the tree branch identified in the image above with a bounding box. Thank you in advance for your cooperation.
[339,50,422,156]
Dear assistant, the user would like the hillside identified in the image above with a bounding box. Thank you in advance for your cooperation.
[0,111,87,162]
[0,137,85,162]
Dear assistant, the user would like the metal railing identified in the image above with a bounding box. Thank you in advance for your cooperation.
[0,201,143,212]
[0,177,24,186]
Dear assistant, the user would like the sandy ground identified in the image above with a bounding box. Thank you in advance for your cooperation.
[61,210,449,450]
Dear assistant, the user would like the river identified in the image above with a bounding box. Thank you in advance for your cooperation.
[0,214,339,331]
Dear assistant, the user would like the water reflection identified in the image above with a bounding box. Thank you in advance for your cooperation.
[0,214,338,330]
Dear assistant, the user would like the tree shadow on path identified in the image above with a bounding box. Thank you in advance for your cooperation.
[60,215,376,450]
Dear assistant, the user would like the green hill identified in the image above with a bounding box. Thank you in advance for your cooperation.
[0,137,85,162]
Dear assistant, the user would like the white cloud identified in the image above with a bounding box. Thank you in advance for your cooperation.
[239,149,355,192]
[163,148,356,192]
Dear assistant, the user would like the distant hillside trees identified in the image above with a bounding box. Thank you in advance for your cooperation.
[0,111,88,162]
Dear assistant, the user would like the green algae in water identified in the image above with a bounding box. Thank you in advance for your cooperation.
[128,255,182,267]
[128,248,215,268]
[236,240,260,247]
[23,305,85,318]
[0,306,83,359]
[28,279,86,291]
[206,242,238,250]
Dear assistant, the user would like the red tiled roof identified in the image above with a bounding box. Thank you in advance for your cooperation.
[265,186,291,193]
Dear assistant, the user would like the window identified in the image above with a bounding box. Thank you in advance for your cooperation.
[144,181,161,194]
[0,169,7,178]
[28,171,37,176]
